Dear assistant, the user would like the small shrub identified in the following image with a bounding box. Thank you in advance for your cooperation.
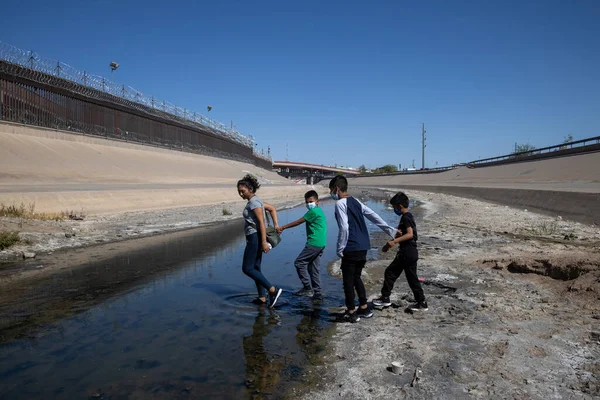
[536,222,558,235]
[0,231,20,250]
[222,208,233,216]
[518,221,559,236]
[0,202,28,218]
[0,202,69,221]
[563,232,577,241]
[61,209,86,220]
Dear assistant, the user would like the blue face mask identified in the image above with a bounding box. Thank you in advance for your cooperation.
[393,208,402,216]
[306,202,317,210]
[330,193,339,201]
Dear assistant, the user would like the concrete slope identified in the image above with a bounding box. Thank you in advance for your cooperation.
[0,123,284,185]
[0,123,303,215]
[349,152,600,225]
[351,151,600,192]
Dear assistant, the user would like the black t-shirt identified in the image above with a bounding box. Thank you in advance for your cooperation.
[397,212,418,247]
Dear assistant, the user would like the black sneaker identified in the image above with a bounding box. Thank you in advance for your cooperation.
[269,288,283,308]
[342,310,360,323]
[251,298,267,305]
[294,288,314,297]
[356,306,374,319]
[409,302,428,311]
[372,296,392,307]
[312,292,323,301]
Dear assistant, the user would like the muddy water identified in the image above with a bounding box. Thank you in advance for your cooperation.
[0,198,400,399]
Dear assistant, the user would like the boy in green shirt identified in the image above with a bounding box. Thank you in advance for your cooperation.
[277,190,327,299]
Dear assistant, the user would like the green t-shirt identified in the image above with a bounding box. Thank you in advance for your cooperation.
[304,206,327,248]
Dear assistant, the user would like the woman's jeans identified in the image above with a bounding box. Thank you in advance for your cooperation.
[242,233,272,298]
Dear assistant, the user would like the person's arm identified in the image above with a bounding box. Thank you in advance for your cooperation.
[383,214,416,251]
[361,203,396,238]
[253,207,270,253]
[264,202,279,228]
[335,200,349,258]
[277,217,305,234]
[384,226,414,251]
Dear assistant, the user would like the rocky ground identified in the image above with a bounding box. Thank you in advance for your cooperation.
[292,189,600,400]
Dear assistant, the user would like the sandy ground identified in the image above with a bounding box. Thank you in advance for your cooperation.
[291,188,600,400]
[0,124,296,215]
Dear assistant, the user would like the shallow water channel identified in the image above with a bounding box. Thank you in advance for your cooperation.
[0,198,397,399]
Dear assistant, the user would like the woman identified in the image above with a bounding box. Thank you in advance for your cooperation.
[237,174,283,307]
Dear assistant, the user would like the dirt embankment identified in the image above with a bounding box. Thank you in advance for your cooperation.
[0,123,320,267]
[348,152,600,225]
[0,124,298,215]
[293,189,600,400]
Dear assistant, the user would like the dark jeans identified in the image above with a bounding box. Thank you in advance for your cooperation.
[381,247,425,303]
[242,233,272,298]
[294,244,325,294]
[341,250,368,310]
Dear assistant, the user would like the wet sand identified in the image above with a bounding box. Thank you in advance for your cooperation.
[293,188,600,399]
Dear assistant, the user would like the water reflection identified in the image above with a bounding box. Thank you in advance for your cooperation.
[0,199,402,399]
[295,299,328,366]
[243,307,285,398]
[0,220,245,343]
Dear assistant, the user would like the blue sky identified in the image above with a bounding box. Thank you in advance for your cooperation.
[2,0,599,169]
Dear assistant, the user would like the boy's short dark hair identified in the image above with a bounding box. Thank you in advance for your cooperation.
[390,192,409,208]
[304,190,319,200]
[329,175,348,192]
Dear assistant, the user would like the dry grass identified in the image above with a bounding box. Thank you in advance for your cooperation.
[0,231,20,250]
[0,202,85,221]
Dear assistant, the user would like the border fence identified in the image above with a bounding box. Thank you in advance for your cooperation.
[0,41,272,168]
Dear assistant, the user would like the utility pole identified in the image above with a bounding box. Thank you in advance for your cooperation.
[422,123,426,170]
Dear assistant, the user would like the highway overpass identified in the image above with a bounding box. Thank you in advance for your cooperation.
[272,161,360,184]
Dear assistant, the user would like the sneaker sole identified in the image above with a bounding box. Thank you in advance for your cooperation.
[358,312,374,318]
[373,302,392,308]
[270,288,283,308]
[409,307,428,312]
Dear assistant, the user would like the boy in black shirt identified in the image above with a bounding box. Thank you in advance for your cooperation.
[373,192,428,311]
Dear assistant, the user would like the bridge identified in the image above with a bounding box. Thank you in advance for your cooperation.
[272,160,360,184]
